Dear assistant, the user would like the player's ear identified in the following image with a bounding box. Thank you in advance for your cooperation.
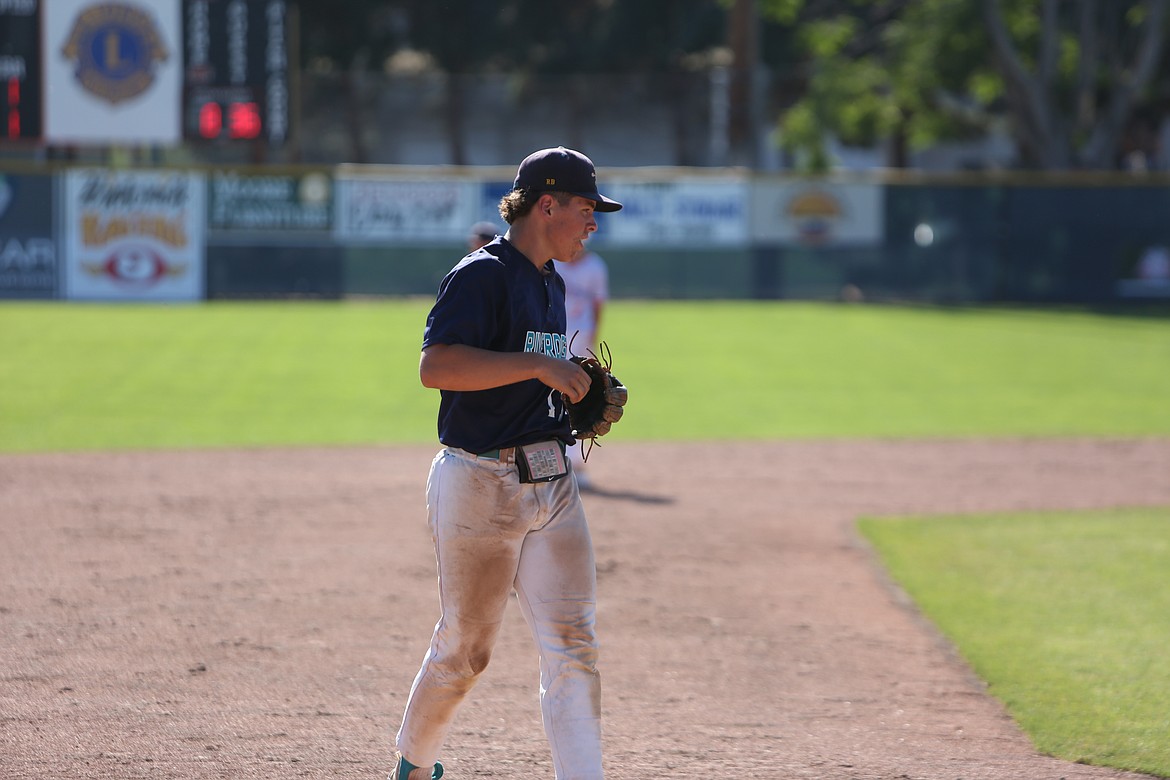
[538,192,558,217]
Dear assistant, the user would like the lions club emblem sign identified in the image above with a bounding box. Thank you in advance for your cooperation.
[61,3,169,104]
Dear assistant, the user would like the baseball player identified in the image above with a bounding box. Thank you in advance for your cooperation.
[553,238,610,490]
[392,147,623,780]
[466,220,500,252]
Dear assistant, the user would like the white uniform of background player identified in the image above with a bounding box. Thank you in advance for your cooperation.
[554,241,609,489]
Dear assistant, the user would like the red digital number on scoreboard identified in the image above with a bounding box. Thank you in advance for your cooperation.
[6,77,19,138]
[195,99,262,140]
[198,100,222,138]
[228,101,261,139]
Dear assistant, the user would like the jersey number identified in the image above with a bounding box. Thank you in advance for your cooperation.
[547,389,566,420]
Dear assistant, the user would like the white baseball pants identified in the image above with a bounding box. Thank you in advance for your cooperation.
[395,447,603,780]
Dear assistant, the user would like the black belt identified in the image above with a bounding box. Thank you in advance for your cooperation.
[475,441,564,461]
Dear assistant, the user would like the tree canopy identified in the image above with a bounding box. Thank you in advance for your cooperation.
[298,0,730,75]
[297,0,1170,170]
[767,0,1170,170]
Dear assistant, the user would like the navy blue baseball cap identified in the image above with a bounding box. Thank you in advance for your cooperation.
[513,147,623,212]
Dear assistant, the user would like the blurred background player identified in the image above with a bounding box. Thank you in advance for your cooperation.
[467,220,501,252]
[554,237,610,491]
[1137,244,1170,283]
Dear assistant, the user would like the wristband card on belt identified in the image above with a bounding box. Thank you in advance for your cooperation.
[516,440,568,483]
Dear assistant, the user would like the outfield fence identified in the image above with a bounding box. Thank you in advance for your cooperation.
[2,163,1169,304]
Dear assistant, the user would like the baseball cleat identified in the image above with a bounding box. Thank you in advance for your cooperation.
[393,754,444,780]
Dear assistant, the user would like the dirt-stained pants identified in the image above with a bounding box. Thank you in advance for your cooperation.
[395,447,602,780]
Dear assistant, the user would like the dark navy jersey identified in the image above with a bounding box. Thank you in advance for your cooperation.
[422,237,573,454]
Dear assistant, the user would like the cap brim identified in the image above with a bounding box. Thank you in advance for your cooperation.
[575,192,622,212]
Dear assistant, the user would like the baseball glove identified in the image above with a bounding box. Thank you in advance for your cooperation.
[565,342,628,442]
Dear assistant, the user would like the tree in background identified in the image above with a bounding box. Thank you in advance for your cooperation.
[297,0,730,164]
[770,0,1170,171]
[985,0,1168,169]
[297,1,402,162]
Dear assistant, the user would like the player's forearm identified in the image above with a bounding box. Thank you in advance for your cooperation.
[421,343,590,402]
[420,344,555,392]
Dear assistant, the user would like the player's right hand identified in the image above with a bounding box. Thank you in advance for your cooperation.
[538,356,591,404]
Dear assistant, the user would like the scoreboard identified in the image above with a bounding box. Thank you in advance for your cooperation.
[183,0,289,146]
[0,0,289,146]
[0,0,42,141]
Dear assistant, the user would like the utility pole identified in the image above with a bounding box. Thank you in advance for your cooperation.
[727,0,759,167]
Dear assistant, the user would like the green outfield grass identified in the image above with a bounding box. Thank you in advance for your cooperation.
[860,508,1170,778]
[0,301,437,452]
[1,300,1168,452]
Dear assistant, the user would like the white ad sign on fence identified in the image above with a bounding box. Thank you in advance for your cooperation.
[334,178,478,244]
[43,0,181,145]
[63,169,206,301]
[751,179,884,247]
[595,180,749,248]
[209,171,333,233]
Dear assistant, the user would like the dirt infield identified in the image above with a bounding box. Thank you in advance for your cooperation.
[3,439,1169,780]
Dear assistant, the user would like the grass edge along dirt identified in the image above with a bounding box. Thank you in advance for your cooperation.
[859,507,1170,779]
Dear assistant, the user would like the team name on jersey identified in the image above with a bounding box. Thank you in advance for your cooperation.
[524,331,568,359]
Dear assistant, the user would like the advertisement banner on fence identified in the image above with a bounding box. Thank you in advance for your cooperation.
[334,177,478,244]
[43,0,181,145]
[751,179,884,247]
[0,174,57,299]
[209,170,333,234]
[591,179,749,248]
[63,169,206,301]
[474,181,513,234]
